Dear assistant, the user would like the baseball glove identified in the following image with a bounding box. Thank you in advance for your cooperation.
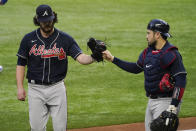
[87,37,107,62]
[150,111,179,131]
[159,73,174,92]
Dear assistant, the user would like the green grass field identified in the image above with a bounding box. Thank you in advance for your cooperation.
[0,0,196,130]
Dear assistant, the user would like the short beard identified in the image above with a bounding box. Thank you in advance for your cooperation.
[40,23,54,34]
[148,40,157,49]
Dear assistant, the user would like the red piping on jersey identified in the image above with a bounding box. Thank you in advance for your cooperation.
[142,48,148,65]
[178,87,185,100]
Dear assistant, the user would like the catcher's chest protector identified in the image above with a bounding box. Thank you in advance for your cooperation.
[143,43,177,94]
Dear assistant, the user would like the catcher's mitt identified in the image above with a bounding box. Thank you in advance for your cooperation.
[87,37,107,62]
[150,111,179,131]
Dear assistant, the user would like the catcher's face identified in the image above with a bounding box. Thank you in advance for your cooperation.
[40,20,54,34]
[146,30,159,47]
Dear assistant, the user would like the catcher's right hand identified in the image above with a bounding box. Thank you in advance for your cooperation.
[102,50,114,62]
[87,37,107,62]
[150,110,179,131]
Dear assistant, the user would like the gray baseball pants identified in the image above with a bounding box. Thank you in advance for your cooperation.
[145,97,181,131]
[28,81,67,131]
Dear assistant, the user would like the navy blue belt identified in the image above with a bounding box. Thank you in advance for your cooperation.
[149,94,172,99]
[28,79,62,85]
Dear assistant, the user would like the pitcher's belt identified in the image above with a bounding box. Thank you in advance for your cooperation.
[28,79,62,85]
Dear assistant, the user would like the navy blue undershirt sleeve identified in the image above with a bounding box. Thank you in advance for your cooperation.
[112,57,143,74]
[170,73,187,106]
[173,73,187,87]
[168,51,187,106]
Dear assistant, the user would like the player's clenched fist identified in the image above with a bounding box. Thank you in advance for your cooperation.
[102,50,114,62]
[17,87,26,101]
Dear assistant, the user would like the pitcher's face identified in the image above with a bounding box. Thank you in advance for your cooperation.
[40,20,54,34]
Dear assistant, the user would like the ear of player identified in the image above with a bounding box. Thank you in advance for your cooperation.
[87,37,107,62]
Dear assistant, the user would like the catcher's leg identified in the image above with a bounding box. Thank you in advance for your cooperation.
[152,98,181,119]
[145,99,153,131]
[28,84,50,131]
[150,98,181,131]
[47,81,67,131]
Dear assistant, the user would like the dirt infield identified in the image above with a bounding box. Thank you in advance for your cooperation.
[68,117,196,131]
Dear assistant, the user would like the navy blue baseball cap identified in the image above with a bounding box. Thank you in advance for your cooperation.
[36,4,55,22]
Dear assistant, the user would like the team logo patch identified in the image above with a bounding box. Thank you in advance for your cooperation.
[29,43,66,60]
[42,11,48,16]
[31,40,37,43]
[145,64,152,68]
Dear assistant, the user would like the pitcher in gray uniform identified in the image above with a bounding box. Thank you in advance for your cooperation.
[103,19,187,131]
[16,4,95,131]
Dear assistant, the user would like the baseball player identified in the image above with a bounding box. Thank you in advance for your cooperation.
[103,19,187,131]
[16,5,95,131]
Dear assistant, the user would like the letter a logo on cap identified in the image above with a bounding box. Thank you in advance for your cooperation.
[42,11,48,16]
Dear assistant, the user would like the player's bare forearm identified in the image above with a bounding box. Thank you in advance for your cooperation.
[76,53,95,65]
[16,65,26,101]
[16,65,25,88]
